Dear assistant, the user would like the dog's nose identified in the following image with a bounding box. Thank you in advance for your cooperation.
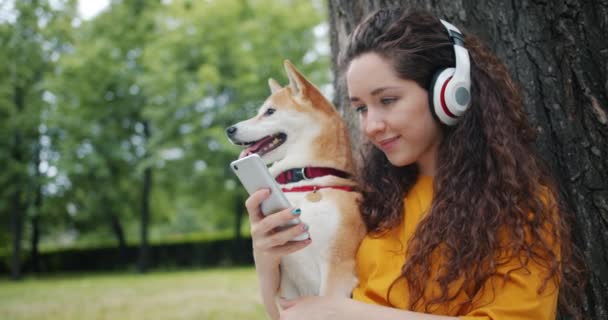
[225,126,237,136]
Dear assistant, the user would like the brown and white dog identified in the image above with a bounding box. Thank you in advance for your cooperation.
[226,61,366,299]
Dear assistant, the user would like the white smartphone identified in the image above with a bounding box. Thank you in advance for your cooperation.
[230,154,309,241]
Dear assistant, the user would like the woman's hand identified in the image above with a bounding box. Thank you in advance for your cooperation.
[245,188,312,268]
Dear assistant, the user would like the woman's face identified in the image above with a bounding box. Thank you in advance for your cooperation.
[346,52,443,175]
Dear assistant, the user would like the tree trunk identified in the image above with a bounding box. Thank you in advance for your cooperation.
[232,193,245,263]
[105,163,128,265]
[234,193,245,241]
[10,85,25,280]
[30,215,40,273]
[328,0,607,319]
[110,213,128,265]
[138,120,152,273]
[30,142,43,273]
[10,178,23,280]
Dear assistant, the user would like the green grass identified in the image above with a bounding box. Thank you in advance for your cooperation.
[0,267,267,320]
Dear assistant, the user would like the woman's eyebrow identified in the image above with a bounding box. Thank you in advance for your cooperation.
[370,86,399,96]
[349,86,400,102]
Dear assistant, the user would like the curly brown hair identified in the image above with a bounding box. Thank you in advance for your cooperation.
[339,8,585,318]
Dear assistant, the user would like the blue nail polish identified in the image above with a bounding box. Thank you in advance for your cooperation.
[291,208,301,215]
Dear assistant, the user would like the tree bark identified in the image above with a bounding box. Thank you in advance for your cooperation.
[138,120,152,273]
[328,0,607,319]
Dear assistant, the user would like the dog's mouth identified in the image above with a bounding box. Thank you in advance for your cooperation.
[237,133,287,159]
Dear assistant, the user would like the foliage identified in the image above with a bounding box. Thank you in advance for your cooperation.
[0,0,77,266]
[0,0,329,260]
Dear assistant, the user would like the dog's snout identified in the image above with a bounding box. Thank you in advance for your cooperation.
[226,126,237,136]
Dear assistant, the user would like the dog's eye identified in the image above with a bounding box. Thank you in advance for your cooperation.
[264,108,276,116]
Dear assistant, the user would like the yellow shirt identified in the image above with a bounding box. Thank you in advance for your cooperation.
[352,176,559,319]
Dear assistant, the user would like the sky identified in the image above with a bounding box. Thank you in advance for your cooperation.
[78,0,109,20]
[1,0,110,23]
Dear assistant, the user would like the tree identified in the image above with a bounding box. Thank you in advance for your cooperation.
[0,0,75,279]
[327,0,607,319]
[0,0,46,281]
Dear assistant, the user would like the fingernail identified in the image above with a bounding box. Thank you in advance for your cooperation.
[291,208,301,215]
[302,224,309,231]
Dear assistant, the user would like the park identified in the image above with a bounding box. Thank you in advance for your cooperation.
[2,0,606,319]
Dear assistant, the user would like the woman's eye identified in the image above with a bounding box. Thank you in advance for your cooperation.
[264,108,276,116]
[380,97,397,105]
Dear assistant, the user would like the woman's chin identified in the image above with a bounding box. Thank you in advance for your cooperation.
[385,153,414,168]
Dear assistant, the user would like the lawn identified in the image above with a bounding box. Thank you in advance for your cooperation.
[0,267,267,320]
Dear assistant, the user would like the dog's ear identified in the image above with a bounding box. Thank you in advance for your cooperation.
[283,60,336,115]
[268,78,282,94]
[284,60,311,98]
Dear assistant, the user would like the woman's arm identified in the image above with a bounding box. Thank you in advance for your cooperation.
[279,296,458,320]
[280,249,559,320]
[244,189,312,320]
[255,261,281,320]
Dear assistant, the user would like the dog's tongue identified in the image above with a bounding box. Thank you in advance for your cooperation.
[239,136,273,158]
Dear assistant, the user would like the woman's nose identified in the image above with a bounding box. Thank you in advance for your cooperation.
[363,110,386,136]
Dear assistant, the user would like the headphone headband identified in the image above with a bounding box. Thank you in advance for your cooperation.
[440,20,465,46]
[440,20,471,94]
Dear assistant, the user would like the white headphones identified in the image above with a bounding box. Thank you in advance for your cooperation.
[429,19,471,126]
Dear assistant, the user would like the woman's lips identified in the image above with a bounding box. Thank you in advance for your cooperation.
[377,136,400,150]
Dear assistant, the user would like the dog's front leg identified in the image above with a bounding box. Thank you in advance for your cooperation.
[319,258,359,297]
[278,266,300,300]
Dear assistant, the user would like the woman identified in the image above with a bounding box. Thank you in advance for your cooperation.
[245,8,583,320]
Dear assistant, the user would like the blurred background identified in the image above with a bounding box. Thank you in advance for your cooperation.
[0,0,329,270]
[1,0,328,318]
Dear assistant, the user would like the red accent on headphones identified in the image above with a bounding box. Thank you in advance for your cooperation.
[440,76,456,118]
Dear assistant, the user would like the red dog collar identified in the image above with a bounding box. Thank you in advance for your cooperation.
[275,167,350,184]
[282,185,355,193]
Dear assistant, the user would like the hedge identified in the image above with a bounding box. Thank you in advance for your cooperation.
[0,236,253,274]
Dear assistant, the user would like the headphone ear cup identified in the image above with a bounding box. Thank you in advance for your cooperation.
[429,67,458,126]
